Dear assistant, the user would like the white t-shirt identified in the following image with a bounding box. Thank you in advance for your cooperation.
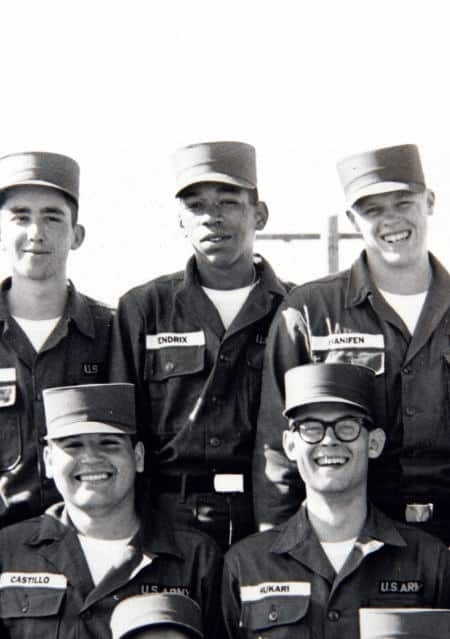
[12,316,61,352]
[78,534,135,586]
[378,289,428,335]
[202,281,258,330]
[320,538,357,573]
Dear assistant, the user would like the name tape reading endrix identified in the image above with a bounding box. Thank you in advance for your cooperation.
[0,572,68,589]
[241,582,311,602]
[311,333,384,351]
[146,332,205,350]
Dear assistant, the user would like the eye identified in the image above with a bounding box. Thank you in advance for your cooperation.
[185,201,204,212]
[219,199,238,207]
[363,206,381,218]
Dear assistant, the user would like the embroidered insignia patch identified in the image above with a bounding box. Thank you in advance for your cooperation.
[379,580,423,594]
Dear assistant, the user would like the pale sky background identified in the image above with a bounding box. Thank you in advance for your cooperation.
[1,0,449,304]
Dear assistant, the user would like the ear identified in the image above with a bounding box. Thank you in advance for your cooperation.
[346,208,360,233]
[283,430,299,461]
[134,441,145,474]
[43,445,54,479]
[426,189,435,217]
[254,201,269,231]
[71,224,85,250]
[368,428,386,459]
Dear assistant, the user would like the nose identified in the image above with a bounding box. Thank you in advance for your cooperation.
[27,220,45,242]
[202,203,224,225]
[321,425,339,445]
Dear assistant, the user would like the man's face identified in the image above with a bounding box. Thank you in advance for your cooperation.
[0,185,84,282]
[126,627,194,639]
[44,432,144,515]
[177,182,267,273]
[347,189,434,269]
[283,402,385,498]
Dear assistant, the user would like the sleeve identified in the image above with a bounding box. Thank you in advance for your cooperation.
[108,293,151,442]
[221,551,245,639]
[252,293,312,530]
[432,544,450,607]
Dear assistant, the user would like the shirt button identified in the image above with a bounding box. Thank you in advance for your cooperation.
[165,361,174,373]
[402,367,411,375]
[209,437,221,448]
[219,354,228,362]
[268,610,278,622]
[21,603,29,613]
[83,610,92,620]
[405,407,415,416]
[327,610,340,622]
[211,395,218,403]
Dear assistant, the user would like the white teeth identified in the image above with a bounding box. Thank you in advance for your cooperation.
[315,456,347,466]
[78,473,109,481]
[382,230,410,243]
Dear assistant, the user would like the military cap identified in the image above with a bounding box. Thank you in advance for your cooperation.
[0,151,80,203]
[110,593,203,639]
[173,141,257,196]
[43,383,136,439]
[359,607,450,638]
[337,144,426,207]
[283,363,375,419]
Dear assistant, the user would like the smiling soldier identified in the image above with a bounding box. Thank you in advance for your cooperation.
[253,144,450,543]
[110,141,291,550]
[0,383,221,639]
[223,364,450,639]
[0,151,112,528]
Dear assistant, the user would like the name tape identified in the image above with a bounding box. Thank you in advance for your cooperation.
[0,368,16,383]
[311,333,384,351]
[241,582,311,602]
[0,572,67,589]
[146,332,205,350]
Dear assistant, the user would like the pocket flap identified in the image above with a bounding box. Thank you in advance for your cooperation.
[147,336,205,381]
[241,594,310,631]
[1,588,65,618]
[0,368,16,407]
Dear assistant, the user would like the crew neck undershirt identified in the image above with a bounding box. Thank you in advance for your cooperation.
[320,537,357,573]
[12,316,61,352]
[378,288,428,334]
[202,281,258,329]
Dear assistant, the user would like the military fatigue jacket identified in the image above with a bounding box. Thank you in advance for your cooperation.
[253,252,450,529]
[110,255,290,475]
[222,504,450,639]
[0,503,222,638]
[0,279,113,527]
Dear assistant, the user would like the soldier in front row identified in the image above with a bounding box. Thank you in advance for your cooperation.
[110,141,292,550]
[0,383,221,639]
[0,151,113,528]
[254,143,450,544]
[224,364,450,639]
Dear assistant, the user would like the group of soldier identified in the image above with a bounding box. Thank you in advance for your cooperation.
[0,141,448,638]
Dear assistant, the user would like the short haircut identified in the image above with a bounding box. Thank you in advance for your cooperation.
[0,186,79,225]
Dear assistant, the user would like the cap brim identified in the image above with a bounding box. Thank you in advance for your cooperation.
[0,179,78,202]
[45,421,135,440]
[176,172,256,196]
[348,181,423,207]
[283,396,366,418]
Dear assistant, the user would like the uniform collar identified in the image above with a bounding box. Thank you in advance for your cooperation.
[182,254,287,297]
[270,502,406,556]
[0,278,95,339]
[25,502,184,561]
[346,250,450,311]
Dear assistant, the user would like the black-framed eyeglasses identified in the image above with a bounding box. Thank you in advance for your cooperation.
[289,416,373,444]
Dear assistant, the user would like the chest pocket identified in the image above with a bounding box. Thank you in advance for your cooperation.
[0,369,21,472]
[241,596,310,638]
[310,333,385,375]
[0,586,65,619]
[146,332,206,382]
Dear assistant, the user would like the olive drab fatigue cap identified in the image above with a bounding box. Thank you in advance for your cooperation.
[43,383,136,439]
[0,151,80,203]
[337,144,426,208]
[173,141,257,196]
[359,607,450,638]
[283,363,375,419]
[110,593,204,639]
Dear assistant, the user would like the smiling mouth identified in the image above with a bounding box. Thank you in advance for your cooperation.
[381,230,411,244]
[75,472,112,482]
[202,234,231,244]
[314,455,348,467]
